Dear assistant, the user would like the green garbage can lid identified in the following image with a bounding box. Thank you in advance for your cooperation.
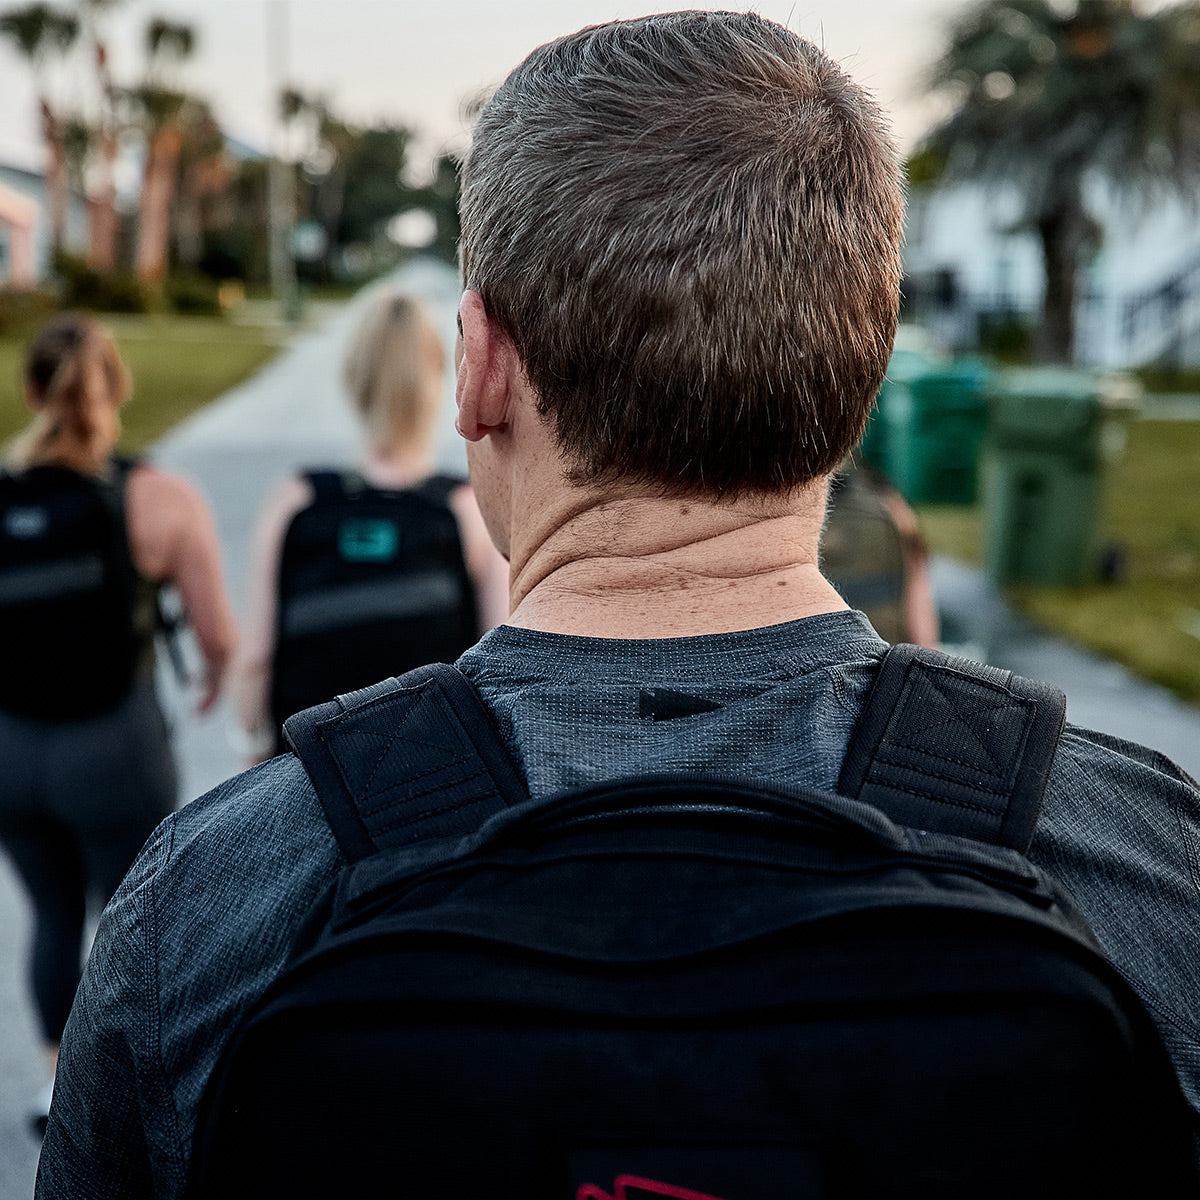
[992,367,1100,403]
[884,349,939,381]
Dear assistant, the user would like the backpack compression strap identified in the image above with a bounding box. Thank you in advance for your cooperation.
[284,663,528,862]
[838,644,1067,853]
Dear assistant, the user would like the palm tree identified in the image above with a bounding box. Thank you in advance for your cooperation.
[0,3,80,252]
[920,0,1200,363]
[281,88,353,280]
[130,17,196,282]
[78,0,128,271]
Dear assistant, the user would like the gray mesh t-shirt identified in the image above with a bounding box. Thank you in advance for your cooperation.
[457,610,886,799]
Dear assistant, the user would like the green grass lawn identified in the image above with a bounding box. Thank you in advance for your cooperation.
[0,314,284,454]
[918,419,1200,703]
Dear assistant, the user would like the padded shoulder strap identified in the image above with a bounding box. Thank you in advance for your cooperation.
[301,469,359,504]
[414,473,465,507]
[838,644,1066,852]
[284,662,529,862]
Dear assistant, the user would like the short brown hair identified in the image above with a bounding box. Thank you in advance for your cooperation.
[461,11,903,497]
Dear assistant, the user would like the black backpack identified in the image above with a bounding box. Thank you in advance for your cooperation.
[269,470,479,747]
[0,458,153,719]
[189,646,1198,1199]
[821,461,909,643]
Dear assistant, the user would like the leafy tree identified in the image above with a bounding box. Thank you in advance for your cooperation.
[920,0,1200,363]
[404,151,461,265]
[337,123,411,248]
[283,90,415,279]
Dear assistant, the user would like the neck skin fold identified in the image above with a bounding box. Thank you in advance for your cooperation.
[503,477,845,640]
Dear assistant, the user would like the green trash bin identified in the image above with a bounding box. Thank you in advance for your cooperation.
[982,368,1138,587]
[866,353,989,505]
[860,349,926,476]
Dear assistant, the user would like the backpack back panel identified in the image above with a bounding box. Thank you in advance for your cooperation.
[0,464,144,718]
[190,780,1198,1199]
[269,472,477,734]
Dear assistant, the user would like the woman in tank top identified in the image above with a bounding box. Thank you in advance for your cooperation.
[235,289,509,761]
[0,313,237,1132]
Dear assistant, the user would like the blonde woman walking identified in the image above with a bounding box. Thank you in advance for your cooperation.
[235,290,508,760]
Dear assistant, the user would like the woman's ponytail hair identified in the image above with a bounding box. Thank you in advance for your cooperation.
[11,313,129,472]
[342,292,445,457]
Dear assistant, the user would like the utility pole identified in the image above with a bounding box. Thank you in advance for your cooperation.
[266,0,297,315]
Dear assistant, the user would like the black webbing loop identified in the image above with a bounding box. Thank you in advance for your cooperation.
[284,663,528,863]
[839,644,1066,852]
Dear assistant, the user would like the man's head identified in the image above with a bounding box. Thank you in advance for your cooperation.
[460,11,903,500]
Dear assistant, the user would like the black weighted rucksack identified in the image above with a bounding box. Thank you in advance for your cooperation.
[268,470,479,747]
[0,459,154,719]
[190,646,1198,1199]
[821,461,909,643]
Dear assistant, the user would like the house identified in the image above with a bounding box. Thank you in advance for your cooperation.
[0,176,37,286]
[0,161,89,285]
[903,178,1200,370]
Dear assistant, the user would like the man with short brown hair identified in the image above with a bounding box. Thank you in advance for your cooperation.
[39,13,1200,1197]
[459,11,903,496]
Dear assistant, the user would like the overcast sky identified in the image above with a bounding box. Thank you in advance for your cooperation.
[0,0,969,175]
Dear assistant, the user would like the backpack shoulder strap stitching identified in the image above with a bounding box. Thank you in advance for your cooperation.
[284,662,528,862]
[838,644,1066,852]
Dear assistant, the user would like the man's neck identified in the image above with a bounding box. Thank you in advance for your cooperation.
[505,484,846,639]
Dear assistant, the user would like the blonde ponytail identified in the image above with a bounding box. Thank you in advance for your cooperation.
[342,293,445,458]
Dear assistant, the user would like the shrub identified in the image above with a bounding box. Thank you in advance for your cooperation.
[54,253,161,314]
[165,271,223,316]
[0,286,58,336]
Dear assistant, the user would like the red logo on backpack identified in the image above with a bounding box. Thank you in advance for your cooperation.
[577,1175,727,1200]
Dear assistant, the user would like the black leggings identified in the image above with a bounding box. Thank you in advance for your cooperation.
[0,680,176,1043]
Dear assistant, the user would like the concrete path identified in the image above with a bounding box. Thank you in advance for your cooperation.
[1,256,1198,1194]
[933,556,1200,780]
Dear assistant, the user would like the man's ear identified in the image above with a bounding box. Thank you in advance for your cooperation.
[455,290,517,443]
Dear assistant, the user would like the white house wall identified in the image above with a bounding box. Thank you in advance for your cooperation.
[904,177,1200,369]
[0,163,90,282]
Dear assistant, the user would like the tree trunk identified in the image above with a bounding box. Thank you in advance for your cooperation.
[39,99,68,255]
[317,167,345,281]
[88,128,119,272]
[1034,181,1089,365]
[88,39,120,271]
[173,171,203,268]
[136,123,183,282]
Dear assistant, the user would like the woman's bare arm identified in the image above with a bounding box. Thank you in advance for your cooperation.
[125,465,238,712]
[232,474,314,761]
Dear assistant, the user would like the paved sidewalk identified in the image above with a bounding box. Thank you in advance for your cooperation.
[932,556,1200,780]
[1,257,1198,1194]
